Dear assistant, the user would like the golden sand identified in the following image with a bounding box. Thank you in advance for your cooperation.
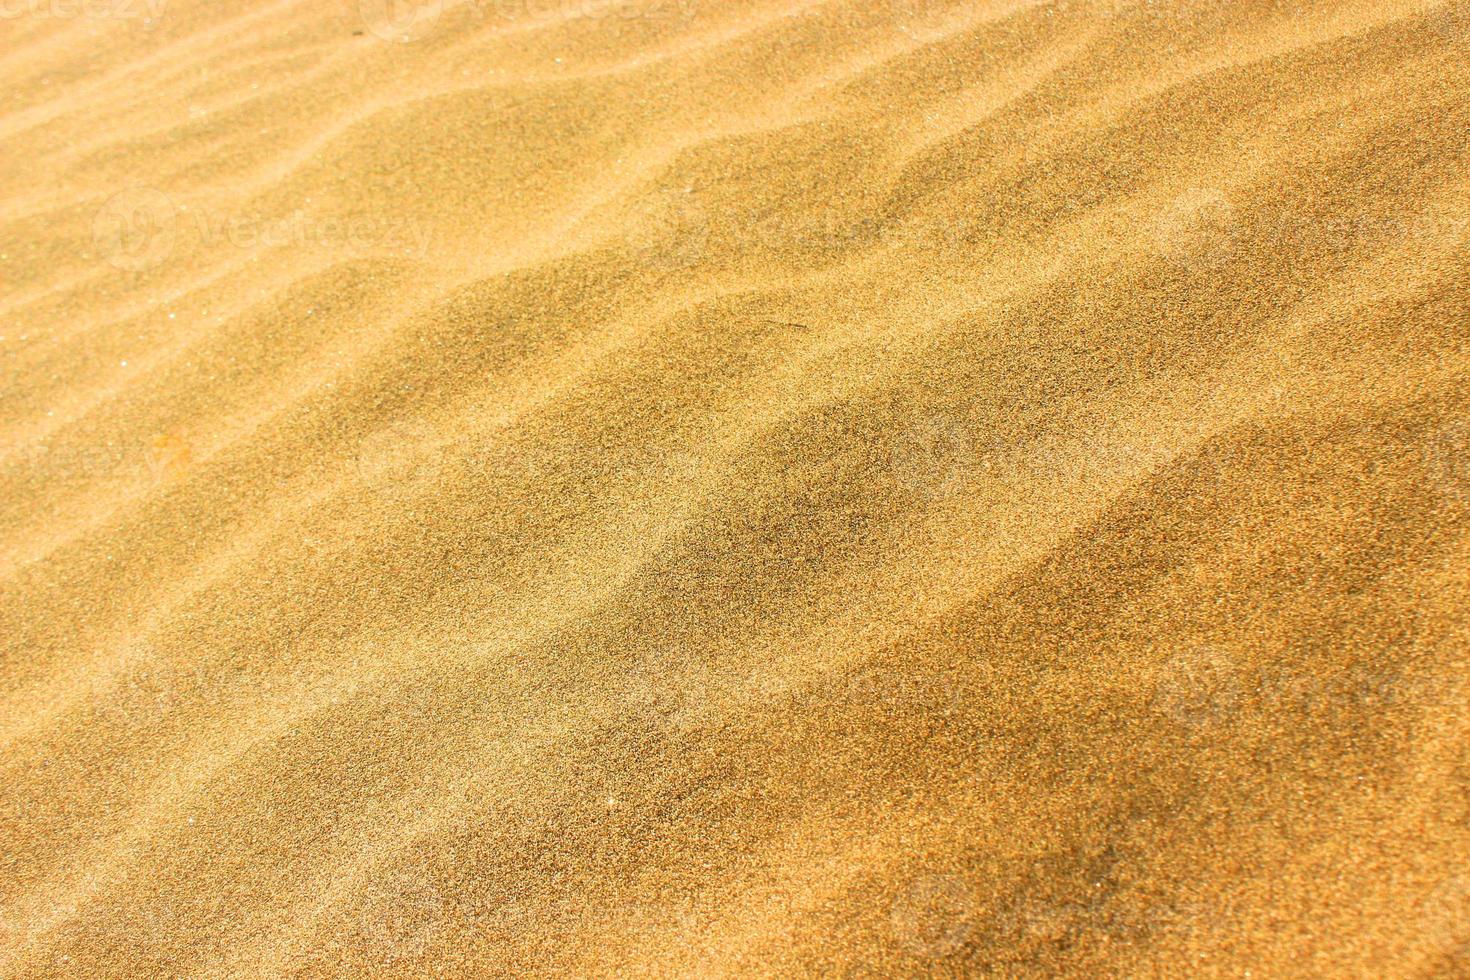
[2,0,1468,975]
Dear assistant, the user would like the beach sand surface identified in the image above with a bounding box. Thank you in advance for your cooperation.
[1,0,1468,975]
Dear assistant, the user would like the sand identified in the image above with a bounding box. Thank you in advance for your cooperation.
[1,0,1468,975]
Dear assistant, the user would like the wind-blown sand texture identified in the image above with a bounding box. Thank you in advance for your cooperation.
[2,0,1469,975]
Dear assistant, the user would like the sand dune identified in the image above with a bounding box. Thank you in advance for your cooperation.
[2,0,1468,975]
